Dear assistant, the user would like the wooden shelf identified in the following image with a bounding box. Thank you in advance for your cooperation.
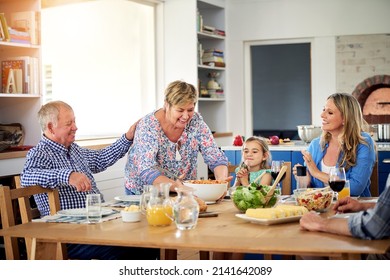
[199,97,225,101]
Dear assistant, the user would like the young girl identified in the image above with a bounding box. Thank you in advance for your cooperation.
[233,136,273,187]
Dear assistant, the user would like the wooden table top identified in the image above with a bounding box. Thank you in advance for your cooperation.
[1,199,389,259]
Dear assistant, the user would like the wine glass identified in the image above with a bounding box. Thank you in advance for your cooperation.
[271,160,286,187]
[328,167,346,194]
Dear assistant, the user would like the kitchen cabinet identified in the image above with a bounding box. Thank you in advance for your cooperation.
[378,151,390,194]
[164,0,227,133]
[0,0,42,146]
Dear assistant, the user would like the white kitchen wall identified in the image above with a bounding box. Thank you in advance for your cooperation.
[225,0,390,137]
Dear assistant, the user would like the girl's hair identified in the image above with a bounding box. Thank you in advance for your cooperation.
[164,80,198,107]
[244,136,272,168]
[320,93,370,170]
[37,101,73,132]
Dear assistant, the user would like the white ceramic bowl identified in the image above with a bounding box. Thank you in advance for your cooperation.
[121,210,141,223]
[182,180,228,203]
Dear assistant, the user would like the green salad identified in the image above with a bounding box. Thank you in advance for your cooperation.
[232,183,281,212]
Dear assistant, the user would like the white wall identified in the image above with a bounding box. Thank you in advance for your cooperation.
[225,0,390,137]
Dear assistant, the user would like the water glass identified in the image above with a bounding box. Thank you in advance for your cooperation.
[86,194,102,223]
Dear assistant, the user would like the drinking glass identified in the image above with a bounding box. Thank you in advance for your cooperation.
[86,194,102,223]
[337,180,350,200]
[328,167,346,193]
[271,160,286,187]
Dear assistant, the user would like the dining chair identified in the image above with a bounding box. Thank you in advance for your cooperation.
[0,176,64,259]
[281,161,292,195]
[227,163,239,189]
[370,154,379,197]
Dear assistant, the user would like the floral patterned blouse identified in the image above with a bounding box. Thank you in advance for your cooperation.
[124,110,228,194]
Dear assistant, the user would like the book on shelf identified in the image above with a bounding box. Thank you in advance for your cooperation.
[10,11,40,45]
[1,59,25,93]
[202,51,224,58]
[196,9,203,32]
[203,25,215,32]
[1,56,39,94]
[0,16,5,41]
[204,48,224,54]
[202,61,226,68]
[8,27,31,44]
[202,56,225,63]
[0,13,10,41]
[214,29,225,37]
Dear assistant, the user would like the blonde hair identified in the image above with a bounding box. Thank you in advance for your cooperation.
[38,101,73,132]
[244,136,272,169]
[164,80,198,107]
[320,93,369,170]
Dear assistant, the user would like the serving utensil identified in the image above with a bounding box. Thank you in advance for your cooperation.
[253,172,266,184]
[264,164,287,205]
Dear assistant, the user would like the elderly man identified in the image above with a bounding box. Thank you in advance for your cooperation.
[21,100,158,260]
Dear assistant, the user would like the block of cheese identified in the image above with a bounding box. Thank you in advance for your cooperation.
[275,204,309,216]
[245,208,286,219]
[245,205,308,219]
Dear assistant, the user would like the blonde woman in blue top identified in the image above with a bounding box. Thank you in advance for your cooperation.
[293,93,376,197]
[233,136,273,187]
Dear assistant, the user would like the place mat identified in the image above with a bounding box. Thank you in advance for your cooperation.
[102,200,134,208]
[33,210,121,224]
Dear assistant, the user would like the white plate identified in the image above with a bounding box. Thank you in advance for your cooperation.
[114,195,141,202]
[235,213,302,225]
[57,208,116,217]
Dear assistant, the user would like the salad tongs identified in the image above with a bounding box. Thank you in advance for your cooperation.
[264,164,287,205]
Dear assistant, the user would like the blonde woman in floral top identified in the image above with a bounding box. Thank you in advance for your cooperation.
[124,80,230,194]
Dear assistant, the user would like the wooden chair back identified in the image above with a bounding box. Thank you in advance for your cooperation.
[281,161,292,195]
[370,157,379,197]
[0,176,62,259]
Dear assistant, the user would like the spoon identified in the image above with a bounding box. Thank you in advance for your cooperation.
[264,164,287,205]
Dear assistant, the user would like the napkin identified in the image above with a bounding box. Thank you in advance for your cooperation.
[33,211,121,224]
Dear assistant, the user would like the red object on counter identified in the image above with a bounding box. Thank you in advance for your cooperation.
[233,135,244,146]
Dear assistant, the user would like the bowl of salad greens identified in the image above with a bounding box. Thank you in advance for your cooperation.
[232,183,281,213]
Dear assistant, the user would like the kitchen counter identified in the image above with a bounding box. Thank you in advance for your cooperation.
[221,140,309,152]
[222,141,390,152]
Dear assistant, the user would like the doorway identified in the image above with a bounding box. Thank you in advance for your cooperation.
[244,40,312,139]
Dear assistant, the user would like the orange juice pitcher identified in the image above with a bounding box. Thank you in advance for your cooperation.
[146,183,173,226]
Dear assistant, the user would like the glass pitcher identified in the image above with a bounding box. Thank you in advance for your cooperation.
[173,187,200,230]
[146,183,173,226]
[139,185,153,215]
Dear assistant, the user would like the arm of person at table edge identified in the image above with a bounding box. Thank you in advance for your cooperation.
[300,189,390,239]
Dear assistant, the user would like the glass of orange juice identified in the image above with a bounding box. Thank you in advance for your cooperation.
[337,180,350,200]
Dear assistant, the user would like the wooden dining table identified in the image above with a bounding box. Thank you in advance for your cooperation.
[1,199,389,260]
